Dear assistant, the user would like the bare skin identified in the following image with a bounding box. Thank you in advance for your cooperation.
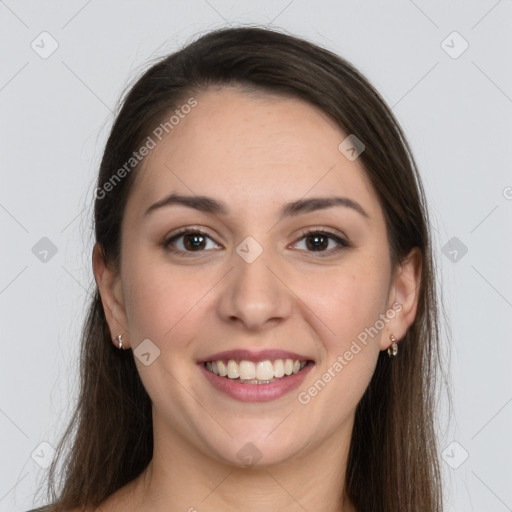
[89,87,421,512]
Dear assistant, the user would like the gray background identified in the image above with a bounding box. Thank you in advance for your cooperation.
[1,1,511,510]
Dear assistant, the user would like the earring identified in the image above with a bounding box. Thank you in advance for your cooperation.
[387,334,398,357]
[115,333,124,350]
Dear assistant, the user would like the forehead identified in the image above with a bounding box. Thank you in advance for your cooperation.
[128,87,380,218]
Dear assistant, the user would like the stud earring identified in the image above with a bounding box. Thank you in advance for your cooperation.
[387,334,398,357]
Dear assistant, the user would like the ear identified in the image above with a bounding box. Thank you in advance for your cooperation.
[380,247,422,351]
[92,243,130,348]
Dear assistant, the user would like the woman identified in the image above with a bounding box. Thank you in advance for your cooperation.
[33,26,445,511]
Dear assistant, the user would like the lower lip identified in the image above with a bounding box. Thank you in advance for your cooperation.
[199,362,314,402]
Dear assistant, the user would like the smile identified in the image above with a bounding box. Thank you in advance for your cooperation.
[204,358,309,384]
[199,349,314,402]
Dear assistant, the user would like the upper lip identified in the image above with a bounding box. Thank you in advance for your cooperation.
[198,349,313,364]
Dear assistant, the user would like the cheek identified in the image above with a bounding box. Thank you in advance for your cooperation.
[121,251,195,346]
[302,259,391,346]
[121,250,228,358]
[294,262,390,419]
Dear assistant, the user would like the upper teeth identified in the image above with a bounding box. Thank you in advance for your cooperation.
[205,359,307,380]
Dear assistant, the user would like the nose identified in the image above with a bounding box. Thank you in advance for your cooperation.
[216,246,294,332]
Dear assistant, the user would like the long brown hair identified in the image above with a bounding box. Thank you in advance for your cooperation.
[42,26,447,511]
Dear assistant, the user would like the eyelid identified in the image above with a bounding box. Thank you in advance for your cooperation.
[294,226,348,242]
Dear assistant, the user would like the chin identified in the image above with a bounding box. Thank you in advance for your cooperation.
[203,434,307,470]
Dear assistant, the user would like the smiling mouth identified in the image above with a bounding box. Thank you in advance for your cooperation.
[204,358,311,384]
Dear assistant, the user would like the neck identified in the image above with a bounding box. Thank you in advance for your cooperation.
[112,413,357,512]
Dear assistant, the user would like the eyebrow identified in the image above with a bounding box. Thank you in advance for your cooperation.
[144,193,369,220]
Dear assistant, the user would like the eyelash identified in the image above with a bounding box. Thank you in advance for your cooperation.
[162,228,350,257]
[291,229,350,256]
[162,228,219,256]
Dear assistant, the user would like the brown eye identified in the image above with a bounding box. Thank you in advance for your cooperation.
[163,230,221,254]
[305,233,329,251]
[183,233,207,251]
[293,230,349,255]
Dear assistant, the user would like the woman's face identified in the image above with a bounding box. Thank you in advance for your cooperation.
[97,87,419,468]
